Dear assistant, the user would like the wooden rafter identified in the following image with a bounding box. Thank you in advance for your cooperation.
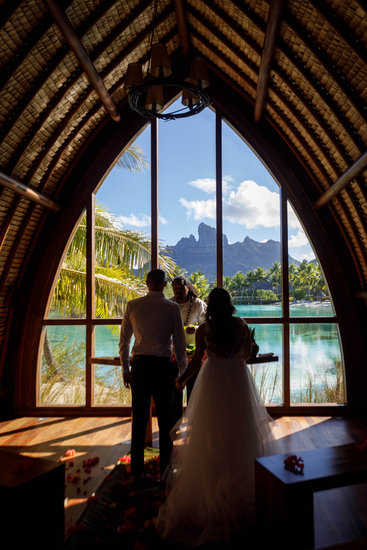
[0,196,21,253]
[195,0,364,153]
[254,0,285,122]
[173,0,191,58]
[3,3,174,176]
[0,171,59,211]
[282,9,367,125]
[44,0,120,122]
[0,0,153,149]
[315,152,367,209]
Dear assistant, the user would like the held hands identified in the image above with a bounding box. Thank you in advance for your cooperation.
[185,325,196,335]
[175,375,186,391]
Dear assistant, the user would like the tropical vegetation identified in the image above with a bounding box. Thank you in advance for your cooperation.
[184,260,328,304]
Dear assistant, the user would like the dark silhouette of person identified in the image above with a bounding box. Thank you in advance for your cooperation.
[119,269,187,478]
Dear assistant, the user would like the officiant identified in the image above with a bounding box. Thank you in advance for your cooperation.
[170,276,207,421]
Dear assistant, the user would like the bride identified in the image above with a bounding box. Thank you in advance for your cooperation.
[155,287,278,548]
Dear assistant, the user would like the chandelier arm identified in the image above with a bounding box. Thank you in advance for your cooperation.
[128,80,211,120]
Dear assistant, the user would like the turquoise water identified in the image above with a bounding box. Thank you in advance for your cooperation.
[44,302,343,404]
[235,303,342,403]
[235,302,334,318]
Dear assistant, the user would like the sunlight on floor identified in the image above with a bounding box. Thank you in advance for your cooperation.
[272,416,332,438]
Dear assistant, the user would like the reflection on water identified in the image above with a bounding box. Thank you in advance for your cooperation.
[236,303,343,404]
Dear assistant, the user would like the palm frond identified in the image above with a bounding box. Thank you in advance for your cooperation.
[52,266,148,318]
[116,145,148,173]
[94,271,146,317]
[51,268,87,317]
[50,202,178,317]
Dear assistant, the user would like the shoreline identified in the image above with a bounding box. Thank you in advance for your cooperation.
[234,300,332,307]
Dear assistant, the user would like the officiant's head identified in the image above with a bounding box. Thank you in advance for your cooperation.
[172,276,198,303]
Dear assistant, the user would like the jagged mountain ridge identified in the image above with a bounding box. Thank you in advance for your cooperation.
[167,223,299,281]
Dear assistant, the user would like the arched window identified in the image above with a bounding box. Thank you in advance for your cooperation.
[39,104,345,411]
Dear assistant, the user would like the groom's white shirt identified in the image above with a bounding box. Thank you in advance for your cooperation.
[119,291,188,375]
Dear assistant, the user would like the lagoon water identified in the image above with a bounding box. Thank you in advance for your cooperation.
[45,302,343,404]
[235,302,342,402]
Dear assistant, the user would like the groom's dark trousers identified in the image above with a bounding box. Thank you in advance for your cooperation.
[130,355,175,477]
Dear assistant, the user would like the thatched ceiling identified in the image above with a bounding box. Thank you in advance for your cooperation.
[0,0,367,390]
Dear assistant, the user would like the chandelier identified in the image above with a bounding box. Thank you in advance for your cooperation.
[125,2,210,121]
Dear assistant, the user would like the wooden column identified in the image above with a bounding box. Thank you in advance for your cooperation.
[280,188,290,406]
[145,119,160,447]
[151,118,159,270]
[216,112,223,287]
[86,195,96,408]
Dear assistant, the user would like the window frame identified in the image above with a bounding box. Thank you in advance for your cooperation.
[39,111,345,413]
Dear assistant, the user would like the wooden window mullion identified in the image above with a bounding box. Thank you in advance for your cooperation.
[216,112,223,287]
[86,194,95,407]
[281,188,290,406]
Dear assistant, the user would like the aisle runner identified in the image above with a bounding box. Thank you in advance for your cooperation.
[63,448,167,549]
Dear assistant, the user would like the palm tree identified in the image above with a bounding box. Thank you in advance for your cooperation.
[189,270,210,300]
[50,146,176,318]
[268,261,281,293]
[229,271,247,295]
[51,205,176,318]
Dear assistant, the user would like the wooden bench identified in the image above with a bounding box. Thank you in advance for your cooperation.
[255,443,367,549]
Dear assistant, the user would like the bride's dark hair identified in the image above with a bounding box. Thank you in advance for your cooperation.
[206,288,237,354]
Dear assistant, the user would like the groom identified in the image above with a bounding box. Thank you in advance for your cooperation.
[119,269,187,478]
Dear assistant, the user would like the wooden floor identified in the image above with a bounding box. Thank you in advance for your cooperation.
[1,414,367,548]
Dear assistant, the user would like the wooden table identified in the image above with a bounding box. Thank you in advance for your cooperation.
[0,450,65,546]
[249,355,279,364]
[255,443,367,549]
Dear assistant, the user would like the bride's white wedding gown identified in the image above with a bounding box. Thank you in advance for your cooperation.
[155,318,278,548]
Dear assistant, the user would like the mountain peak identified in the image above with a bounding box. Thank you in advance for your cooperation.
[198,222,215,242]
[169,224,298,281]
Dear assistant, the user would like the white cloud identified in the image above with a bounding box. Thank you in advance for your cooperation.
[179,197,216,219]
[287,206,303,229]
[116,213,150,227]
[288,228,309,248]
[188,177,231,194]
[301,251,316,261]
[181,179,280,228]
[116,213,168,228]
[288,228,315,261]
[223,180,279,228]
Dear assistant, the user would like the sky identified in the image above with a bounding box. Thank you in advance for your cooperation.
[96,99,314,262]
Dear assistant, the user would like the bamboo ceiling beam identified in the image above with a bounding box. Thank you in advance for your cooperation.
[44,0,121,123]
[173,0,191,58]
[0,171,59,211]
[254,0,285,122]
[315,152,367,209]
[0,196,21,253]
